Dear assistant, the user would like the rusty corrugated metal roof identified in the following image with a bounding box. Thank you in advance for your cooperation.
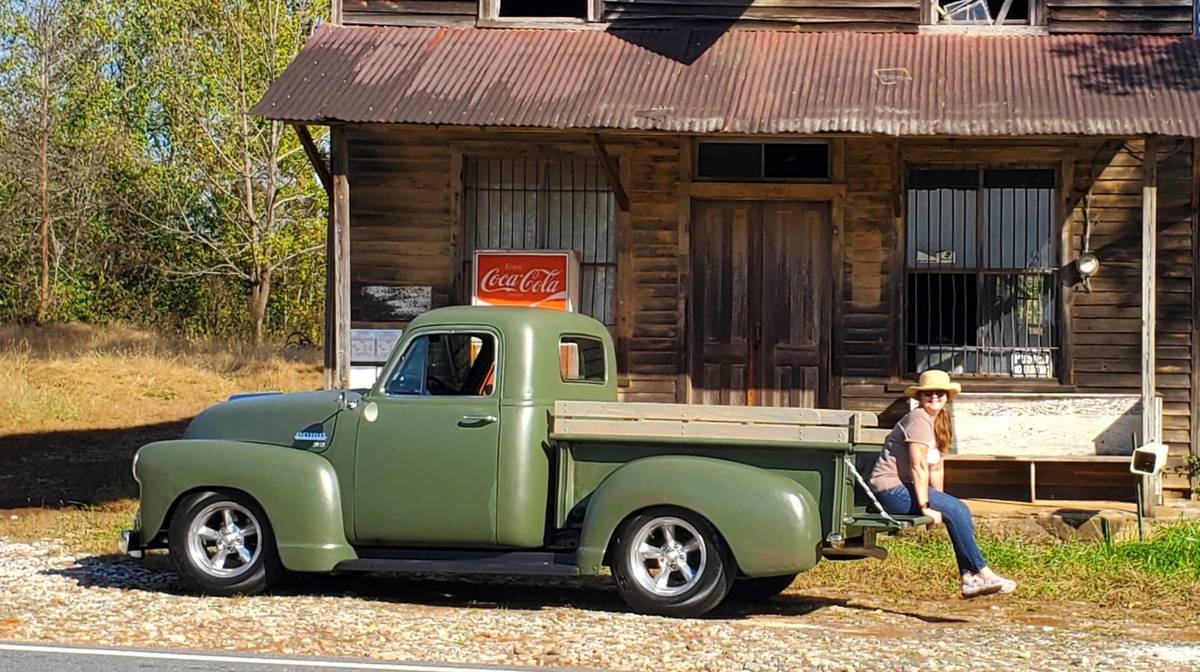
[252,25,1200,137]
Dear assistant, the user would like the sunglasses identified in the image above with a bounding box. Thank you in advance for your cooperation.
[919,390,948,399]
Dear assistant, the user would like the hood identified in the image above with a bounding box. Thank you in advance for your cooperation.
[184,390,356,449]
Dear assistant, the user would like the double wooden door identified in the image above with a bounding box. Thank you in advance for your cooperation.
[689,200,831,407]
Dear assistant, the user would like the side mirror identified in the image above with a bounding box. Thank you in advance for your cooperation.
[1129,442,1168,476]
[337,390,359,411]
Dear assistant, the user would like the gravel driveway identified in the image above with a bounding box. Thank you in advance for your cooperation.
[1,540,1197,672]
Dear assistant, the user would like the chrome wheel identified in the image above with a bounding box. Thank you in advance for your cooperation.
[626,516,707,598]
[186,501,261,579]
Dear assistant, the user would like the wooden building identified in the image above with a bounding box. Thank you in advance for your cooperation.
[254,0,1200,503]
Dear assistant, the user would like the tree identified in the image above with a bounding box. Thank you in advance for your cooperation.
[0,0,115,322]
[127,0,325,343]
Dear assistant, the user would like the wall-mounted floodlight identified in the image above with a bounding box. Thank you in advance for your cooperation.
[1075,252,1100,278]
[1130,442,1168,476]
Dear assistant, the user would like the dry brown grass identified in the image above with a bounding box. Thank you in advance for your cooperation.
[0,322,323,507]
[0,322,322,435]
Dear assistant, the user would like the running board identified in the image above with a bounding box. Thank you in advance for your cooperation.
[336,548,580,576]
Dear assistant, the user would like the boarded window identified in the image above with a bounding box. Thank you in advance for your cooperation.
[462,156,617,327]
[905,168,1059,378]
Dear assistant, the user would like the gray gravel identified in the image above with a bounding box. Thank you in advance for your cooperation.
[0,540,1197,672]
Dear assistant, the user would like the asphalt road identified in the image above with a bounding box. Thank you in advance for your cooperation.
[0,643,573,672]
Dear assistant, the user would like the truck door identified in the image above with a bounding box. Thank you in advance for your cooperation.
[353,330,501,546]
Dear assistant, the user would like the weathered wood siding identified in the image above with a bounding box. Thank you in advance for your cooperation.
[342,0,476,26]
[1070,138,1196,491]
[604,0,923,30]
[1045,1,1195,34]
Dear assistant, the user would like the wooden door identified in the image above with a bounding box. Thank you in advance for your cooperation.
[689,200,830,407]
[757,201,830,408]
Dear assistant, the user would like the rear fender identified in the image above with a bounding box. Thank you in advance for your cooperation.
[134,439,356,572]
[575,455,821,577]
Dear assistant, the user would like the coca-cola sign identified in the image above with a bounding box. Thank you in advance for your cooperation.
[473,251,579,311]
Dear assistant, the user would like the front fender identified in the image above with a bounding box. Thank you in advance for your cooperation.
[576,455,821,577]
[134,440,356,572]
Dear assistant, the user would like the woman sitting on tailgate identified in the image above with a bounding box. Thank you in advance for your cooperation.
[868,370,1016,598]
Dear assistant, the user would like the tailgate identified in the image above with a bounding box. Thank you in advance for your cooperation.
[846,508,932,531]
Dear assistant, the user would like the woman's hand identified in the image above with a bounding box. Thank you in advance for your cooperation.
[921,507,943,526]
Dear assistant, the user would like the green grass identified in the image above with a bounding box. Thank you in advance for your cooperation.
[796,520,1200,612]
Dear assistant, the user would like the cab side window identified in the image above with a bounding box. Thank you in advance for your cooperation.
[385,332,496,396]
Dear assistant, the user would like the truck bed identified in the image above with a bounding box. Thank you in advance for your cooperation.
[551,401,891,447]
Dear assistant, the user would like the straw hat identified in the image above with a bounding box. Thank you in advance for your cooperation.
[905,370,961,401]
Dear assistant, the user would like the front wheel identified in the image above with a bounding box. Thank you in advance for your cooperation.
[611,507,735,617]
[168,491,281,596]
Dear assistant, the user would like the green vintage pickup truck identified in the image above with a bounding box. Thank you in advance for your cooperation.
[123,306,924,617]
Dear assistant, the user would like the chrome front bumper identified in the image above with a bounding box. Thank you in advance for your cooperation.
[119,530,143,558]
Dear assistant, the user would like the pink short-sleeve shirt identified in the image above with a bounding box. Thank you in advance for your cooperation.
[868,408,939,492]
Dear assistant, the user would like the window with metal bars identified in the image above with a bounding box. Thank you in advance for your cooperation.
[461,156,617,327]
[905,168,1060,378]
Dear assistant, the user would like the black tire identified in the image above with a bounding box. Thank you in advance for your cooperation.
[727,573,798,602]
[611,506,735,617]
[168,490,282,596]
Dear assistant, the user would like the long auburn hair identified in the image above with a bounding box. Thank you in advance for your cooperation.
[933,406,954,453]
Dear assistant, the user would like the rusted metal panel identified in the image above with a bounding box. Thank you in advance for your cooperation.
[252,25,1200,137]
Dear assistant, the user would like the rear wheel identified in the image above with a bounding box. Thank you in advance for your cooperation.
[727,573,798,602]
[168,491,281,596]
[611,507,734,617]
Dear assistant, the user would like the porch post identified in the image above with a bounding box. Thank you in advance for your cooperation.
[1141,135,1159,516]
[331,125,352,390]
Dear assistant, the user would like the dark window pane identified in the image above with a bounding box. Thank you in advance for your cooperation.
[987,0,1028,22]
[696,143,761,179]
[386,337,429,395]
[560,336,606,382]
[763,143,829,179]
[984,169,1054,188]
[499,0,587,18]
[426,333,496,396]
[909,169,976,189]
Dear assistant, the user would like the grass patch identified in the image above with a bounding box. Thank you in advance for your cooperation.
[796,520,1200,612]
[0,499,139,555]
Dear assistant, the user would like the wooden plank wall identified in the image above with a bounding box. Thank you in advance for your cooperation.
[1070,138,1196,492]
[603,0,923,30]
[342,0,476,26]
[1045,1,1195,34]
[838,138,910,424]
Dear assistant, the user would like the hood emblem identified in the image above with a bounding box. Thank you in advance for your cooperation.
[294,430,329,446]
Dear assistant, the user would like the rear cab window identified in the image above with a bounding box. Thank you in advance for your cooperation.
[559,336,605,383]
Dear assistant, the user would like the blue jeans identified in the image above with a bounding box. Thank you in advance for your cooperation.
[875,484,988,576]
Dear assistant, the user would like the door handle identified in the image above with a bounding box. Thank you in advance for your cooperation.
[459,414,498,427]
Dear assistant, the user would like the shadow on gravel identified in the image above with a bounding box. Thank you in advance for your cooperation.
[46,554,967,623]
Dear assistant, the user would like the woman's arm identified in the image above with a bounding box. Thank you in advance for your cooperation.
[908,441,943,525]
[931,458,945,493]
